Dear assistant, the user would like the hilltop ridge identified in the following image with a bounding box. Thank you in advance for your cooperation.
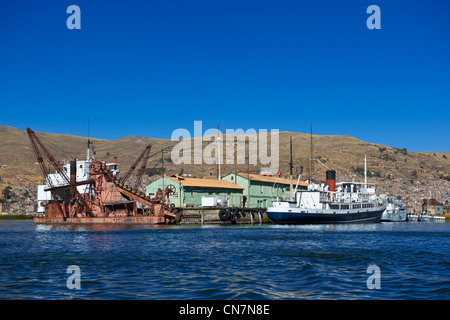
[0,126,448,209]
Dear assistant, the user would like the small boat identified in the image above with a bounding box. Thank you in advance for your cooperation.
[420,211,446,223]
[407,211,420,222]
[267,169,386,224]
[381,200,407,222]
[421,212,432,222]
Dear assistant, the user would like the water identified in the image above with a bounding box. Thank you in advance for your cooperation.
[0,220,448,300]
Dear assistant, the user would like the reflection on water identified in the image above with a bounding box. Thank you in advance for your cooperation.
[36,223,171,232]
[0,220,449,299]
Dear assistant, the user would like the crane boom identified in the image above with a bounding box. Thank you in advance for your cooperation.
[310,157,331,171]
[121,144,152,189]
[27,129,65,216]
[27,128,94,217]
[135,145,151,189]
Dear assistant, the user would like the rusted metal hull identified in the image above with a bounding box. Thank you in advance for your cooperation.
[34,216,167,224]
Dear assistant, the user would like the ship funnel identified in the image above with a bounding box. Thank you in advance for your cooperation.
[325,170,336,192]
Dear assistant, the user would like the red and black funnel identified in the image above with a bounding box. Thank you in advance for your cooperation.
[326,170,336,192]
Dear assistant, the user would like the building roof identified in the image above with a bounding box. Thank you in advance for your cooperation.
[422,199,443,206]
[229,172,309,187]
[166,175,244,190]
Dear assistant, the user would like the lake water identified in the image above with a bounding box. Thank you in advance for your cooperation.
[0,220,448,300]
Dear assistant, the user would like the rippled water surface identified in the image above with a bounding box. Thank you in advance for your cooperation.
[0,221,448,299]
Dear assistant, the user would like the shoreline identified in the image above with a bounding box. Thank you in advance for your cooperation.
[0,214,34,220]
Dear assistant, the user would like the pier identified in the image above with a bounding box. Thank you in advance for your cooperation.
[180,207,267,224]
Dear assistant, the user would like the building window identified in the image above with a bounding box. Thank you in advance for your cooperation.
[260,185,263,193]
[190,188,193,196]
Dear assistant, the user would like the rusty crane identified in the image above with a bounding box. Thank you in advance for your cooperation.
[118,144,151,193]
[28,128,181,224]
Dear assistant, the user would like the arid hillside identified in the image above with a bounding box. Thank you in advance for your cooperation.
[0,126,448,197]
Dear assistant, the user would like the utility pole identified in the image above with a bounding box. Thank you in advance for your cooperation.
[217,125,221,180]
[179,176,182,208]
[247,147,250,208]
[234,141,237,182]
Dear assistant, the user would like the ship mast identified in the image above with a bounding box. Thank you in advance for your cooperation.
[308,123,313,182]
[87,118,91,160]
[289,136,293,201]
[364,153,367,189]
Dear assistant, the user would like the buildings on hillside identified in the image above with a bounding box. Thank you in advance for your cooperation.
[145,172,309,209]
[422,199,444,215]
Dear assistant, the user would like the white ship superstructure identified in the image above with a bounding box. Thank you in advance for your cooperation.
[37,158,92,213]
[36,147,120,213]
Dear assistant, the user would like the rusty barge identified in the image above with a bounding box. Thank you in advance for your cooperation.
[29,128,181,225]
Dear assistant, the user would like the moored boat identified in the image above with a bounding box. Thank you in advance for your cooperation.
[29,128,181,225]
[267,169,386,224]
[419,211,446,223]
[381,200,407,222]
[407,211,420,222]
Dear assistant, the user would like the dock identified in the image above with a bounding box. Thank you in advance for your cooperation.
[180,207,267,224]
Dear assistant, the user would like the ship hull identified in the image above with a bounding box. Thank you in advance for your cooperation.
[266,208,384,224]
[380,212,407,222]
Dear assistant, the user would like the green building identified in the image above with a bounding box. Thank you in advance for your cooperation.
[221,172,309,208]
[145,175,244,208]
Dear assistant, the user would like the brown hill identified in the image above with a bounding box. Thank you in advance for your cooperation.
[0,126,448,197]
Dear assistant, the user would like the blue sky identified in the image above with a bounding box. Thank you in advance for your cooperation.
[0,0,449,152]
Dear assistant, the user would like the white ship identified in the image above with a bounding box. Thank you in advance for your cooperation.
[381,199,407,222]
[406,211,445,222]
[267,170,386,224]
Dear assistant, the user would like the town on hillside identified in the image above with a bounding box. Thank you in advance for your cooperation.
[1,164,449,218]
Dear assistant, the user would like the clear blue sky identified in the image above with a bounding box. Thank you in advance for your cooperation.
[0,0,449,152]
